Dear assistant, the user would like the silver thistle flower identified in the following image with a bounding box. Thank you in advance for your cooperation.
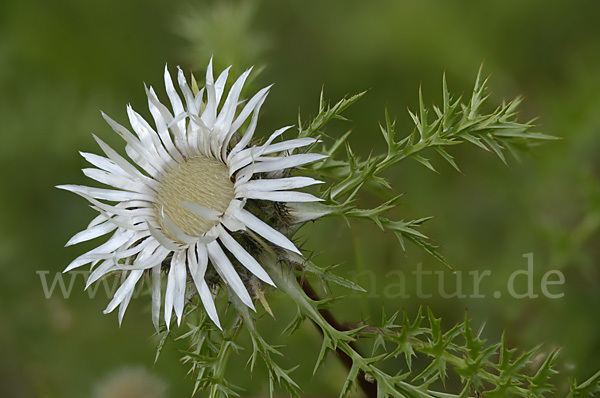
[59,60,325,329]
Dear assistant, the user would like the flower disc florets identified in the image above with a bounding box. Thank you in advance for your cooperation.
[154,157,234,238]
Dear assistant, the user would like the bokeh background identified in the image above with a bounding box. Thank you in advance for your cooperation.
[2,0,600,396]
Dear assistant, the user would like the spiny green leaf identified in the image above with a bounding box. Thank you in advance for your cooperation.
[569,369,600,397]
[435,147,462,173]
[299,90,367,139]
[527,350,559,396]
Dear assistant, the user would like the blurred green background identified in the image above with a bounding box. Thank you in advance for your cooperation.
[1,0,600,396]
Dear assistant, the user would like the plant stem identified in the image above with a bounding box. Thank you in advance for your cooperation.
[247,231,387,396]
[299,276,378,398]
[209,338,234,398]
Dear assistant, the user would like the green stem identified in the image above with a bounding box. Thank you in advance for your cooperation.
[262,257,386,397]
[330,140,427,201]
[209,338,235,398]
[248,230,416,396]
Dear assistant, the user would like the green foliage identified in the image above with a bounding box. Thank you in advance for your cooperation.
[176,308,242,397]
[229,290,302,398]
[568,370,600,397]
[299,67,555,268]
[165,67,595,398]
[175,248,600,398]
[5,0,600,396]
[262,249,591,398]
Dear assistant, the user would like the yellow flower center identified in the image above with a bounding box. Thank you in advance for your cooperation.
[154,156,234,240]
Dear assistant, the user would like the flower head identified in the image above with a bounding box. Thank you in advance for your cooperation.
[59,60,325,329]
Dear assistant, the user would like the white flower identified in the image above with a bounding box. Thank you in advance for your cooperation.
[59,60,325,329]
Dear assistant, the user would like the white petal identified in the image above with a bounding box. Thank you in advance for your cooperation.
[167,111,188,130]
[228,126,293,174]
[203,63,232,127]
[151,264,161,331]
[260,137,317,155]
[145,85,185,162]
[103,269,144,314]
[112,230,151,255]
[102,214,148,231]
[64,229,136,272]
[238,190,323,203]
[222,86,271,158]
[147,223,182,251]
[92,135,155,185]
[173,252,187,326]
[85,259,116,288]
[189,113,213,156]
[112,240,148,260]
[206,57,214,85]
[206,240,255,310]
[213,68,252,156]
[86,228,136,255]
[66,220,117,246]
[182,201,221,221]
[101,112,163,178]
[236,176,323,192]
[127,105,174,166]
[220,200,247,232]
[164,65,184,120]
[217,225,274,286]
[122,246,170,271]
[232,164,255,187]
[81,151,148,186]
[69,193,153,224]
[118,285,134,326]
[217,67,251,127]
[228,91,268,160]
[261,126,293,150]
[164,254,179,328]
[252,153,327,174]
[194,87,204,113]
[125,144,157,180]
[57,184,153,202]
[82,168,154,194]
[233,208,301,255]
[177,66,198,114]
[214,66,231,105]
[188,244,221,329]
[164,65,188,145]
[126,106,161,158]
[195,234,219,244]
[161,214,199,245]
[220,213,247,232]
[118,239,167,271]
[87,212,108,229]
[287,201,333,223]
[202,59,215,124]
[185,117,200,157]
[227,85,271,144]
